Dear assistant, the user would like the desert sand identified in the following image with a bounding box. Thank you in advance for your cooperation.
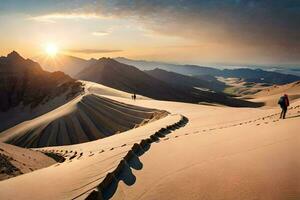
[0,81,299,200]
[0,81,166,148]
[248,81,300,107]
[0,142,55,181]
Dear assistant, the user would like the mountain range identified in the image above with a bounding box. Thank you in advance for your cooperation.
[75,57,261,107]
[34,55,300,86]
[0,51,83,131]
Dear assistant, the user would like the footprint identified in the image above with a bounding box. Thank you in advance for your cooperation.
[77,152,83,159]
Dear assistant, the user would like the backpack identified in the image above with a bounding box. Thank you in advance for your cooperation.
[278,96,285,106]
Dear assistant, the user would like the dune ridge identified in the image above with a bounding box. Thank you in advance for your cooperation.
[0,93,167,148]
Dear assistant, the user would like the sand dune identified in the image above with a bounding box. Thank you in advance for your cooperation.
[0,82,299,200]
[248,81,300,106]
[0,142,55,181]
[0,84,167,148]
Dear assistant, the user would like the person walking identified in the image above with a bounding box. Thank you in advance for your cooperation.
[133,93,136,101]
[278,94,289,119]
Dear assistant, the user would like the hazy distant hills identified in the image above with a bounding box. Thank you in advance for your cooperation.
[32,54,89,77]
[115,57,220,76]
[115,57,300,85]
[0,51,83,131]
[220,68,300,85]
[145,68,226,92]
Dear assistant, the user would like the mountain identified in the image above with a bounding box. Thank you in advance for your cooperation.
[76,58,262,107]
[76,57,190,102]
[220,68,300,85]
[32,54,89,77]
[115,57,218,76]
[35,55,299,86]
[115,57,300,85]
[145,68,226,92]
[0,51,83,131]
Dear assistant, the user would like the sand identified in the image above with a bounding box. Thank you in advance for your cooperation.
[218,77,269,96]
[248,81,300,107]
[0,81,167,148]
[0,81,299,200]
[0,142,56,181]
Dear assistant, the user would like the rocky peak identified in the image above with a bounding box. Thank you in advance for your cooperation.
[7,51,24,61]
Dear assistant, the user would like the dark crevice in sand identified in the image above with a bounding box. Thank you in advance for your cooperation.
[42,152,66,163]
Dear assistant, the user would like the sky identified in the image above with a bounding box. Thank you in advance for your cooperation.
[0,0,299,66]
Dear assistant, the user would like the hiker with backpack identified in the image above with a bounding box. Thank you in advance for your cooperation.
[278,94,289,119]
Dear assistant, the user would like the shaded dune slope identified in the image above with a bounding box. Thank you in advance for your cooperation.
[0,94,167,148]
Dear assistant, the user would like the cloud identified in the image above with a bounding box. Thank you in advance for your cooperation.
[102,0,300,64]
[22,1,300,48]
[3,0,300,64]
[67,48,123,54]
[29,12,105,23]
[92,31,110,36]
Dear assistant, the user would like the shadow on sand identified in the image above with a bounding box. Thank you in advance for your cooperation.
[286,114,300,120]
[85,116,188,200]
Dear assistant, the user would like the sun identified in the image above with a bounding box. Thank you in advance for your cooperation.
[45,43,58,56]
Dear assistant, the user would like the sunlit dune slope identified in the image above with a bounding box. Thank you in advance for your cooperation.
[0,142,55,181]
[248,81,300,106]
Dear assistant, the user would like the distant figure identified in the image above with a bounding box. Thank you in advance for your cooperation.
[133,93,136,101]
[278,94,289,119]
